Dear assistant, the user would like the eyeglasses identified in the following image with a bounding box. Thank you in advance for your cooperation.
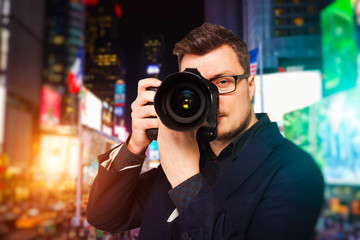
[209,74,250,95]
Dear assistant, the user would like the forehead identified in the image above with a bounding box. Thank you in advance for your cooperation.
[179,44,244,79]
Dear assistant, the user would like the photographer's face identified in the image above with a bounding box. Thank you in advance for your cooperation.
[180,44,257,143]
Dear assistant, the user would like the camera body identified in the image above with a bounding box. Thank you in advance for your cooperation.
[146,68,219,142]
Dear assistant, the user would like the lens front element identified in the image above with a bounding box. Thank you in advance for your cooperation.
[179,90,192,110]
[172,89,201,118]
[166,84,205,124]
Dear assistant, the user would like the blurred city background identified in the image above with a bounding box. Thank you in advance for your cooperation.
[0,0,359,239]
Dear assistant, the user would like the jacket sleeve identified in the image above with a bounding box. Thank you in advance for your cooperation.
[86,143,159,233]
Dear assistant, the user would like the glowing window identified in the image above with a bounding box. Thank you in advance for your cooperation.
[275,8,283,16]
[294,17,304,26]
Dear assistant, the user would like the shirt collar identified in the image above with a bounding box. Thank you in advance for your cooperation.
[200,113,271,161]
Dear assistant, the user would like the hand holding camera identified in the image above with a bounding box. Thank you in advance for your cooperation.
[128,68,219,155]
[127,78,161,155]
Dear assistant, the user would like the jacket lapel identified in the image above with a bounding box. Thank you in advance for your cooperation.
[213,123,282,202]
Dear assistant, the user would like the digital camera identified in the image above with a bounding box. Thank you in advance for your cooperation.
[146,68,219,142]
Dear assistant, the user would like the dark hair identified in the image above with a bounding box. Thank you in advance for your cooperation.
[173,22,250,74]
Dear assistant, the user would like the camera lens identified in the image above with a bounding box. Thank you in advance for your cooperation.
[166,84,205,124]
[173,89,200,117]
[153,69,219,136]
[179,90,193,110]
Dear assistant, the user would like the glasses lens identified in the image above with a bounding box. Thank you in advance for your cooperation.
[212,77,235,94]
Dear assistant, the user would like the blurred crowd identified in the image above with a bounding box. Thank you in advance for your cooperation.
[0,186,139,240]
[315,213,360,240]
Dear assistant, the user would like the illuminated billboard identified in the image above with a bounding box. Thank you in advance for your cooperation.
[321,0,358,97]
[284,87,360,185]
[254,71,322,125]
[114,79,125,105]
[39,85,61,128]
[39,134,79,179]
[147,141,160,169]
[0,80,5,149]
[114,80,126,124]
[81,88,102,131]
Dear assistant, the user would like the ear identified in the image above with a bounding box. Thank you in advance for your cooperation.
[248,74,256,101]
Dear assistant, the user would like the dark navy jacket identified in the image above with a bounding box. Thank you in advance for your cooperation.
[86,120,324,240]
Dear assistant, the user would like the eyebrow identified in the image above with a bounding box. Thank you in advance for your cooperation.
[209,71,236,79]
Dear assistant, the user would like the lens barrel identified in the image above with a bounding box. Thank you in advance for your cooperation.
[153,68,219,142]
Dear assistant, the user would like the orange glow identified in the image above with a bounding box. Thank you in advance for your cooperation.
[39,134,79,178]
[294,17,304,26]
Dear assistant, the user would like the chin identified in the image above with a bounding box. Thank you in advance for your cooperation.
[215,129,232,141]
[216,118,250,142]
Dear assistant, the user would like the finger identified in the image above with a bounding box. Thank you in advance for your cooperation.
[138,78,162,92]
[131,105,157,119]
[140,90,157,106]
[131,90,157,109]
[132,118,159,131]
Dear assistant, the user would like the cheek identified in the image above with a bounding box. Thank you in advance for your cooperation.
[218,98,234,119]
[218,95,251,123]
[219,90,250,111]
[238,80,252,99]
[218,96,228,113]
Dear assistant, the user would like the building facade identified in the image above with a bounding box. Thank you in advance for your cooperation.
[2,0,44,171]
[242,0,332,72]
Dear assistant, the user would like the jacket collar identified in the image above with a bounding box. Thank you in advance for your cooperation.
[199,113,272,162]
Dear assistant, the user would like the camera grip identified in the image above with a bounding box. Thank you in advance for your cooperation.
[146,128,158,141]
[145,87,158,140]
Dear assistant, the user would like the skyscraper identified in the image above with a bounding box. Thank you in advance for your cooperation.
[84,0,125,105]
[242,0,332,71]
[43,0,85,125]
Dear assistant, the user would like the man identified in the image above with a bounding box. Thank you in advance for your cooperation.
[86,23,324,239]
